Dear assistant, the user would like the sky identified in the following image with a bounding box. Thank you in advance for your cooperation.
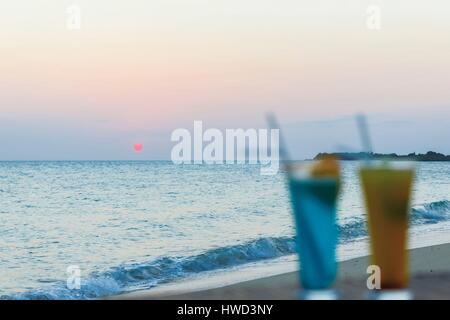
[1,0,449,160]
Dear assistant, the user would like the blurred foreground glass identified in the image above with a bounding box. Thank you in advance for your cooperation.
[287,158,340,298]
[360,162,414,293]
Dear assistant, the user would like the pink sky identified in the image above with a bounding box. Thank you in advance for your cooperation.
[1,0,449,159]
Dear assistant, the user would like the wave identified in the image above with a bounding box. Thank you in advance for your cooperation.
[338,200,450,240]
[4,237,295,300]
[412,200,450,224]
[3,200,449,300]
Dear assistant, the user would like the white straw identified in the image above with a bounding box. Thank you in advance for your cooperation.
[266,112,292,163]
[356,113,373,160]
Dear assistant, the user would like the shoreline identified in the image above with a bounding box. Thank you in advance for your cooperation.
[111,243,450,300]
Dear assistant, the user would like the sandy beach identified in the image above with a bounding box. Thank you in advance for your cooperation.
[112,243,450,300]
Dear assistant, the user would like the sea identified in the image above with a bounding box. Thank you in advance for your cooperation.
[0,161,449,299]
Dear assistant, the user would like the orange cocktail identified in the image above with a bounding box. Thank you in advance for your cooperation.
[360,162,414,289]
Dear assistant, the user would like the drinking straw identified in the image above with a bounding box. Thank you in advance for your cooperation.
[265,112,292,165]
[356,113,373,162]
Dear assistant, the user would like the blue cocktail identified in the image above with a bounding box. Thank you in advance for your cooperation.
[287,159,340,296]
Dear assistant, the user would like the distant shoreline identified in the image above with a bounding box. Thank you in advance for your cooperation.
[1,151,450,162]
[314,151,450,162]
